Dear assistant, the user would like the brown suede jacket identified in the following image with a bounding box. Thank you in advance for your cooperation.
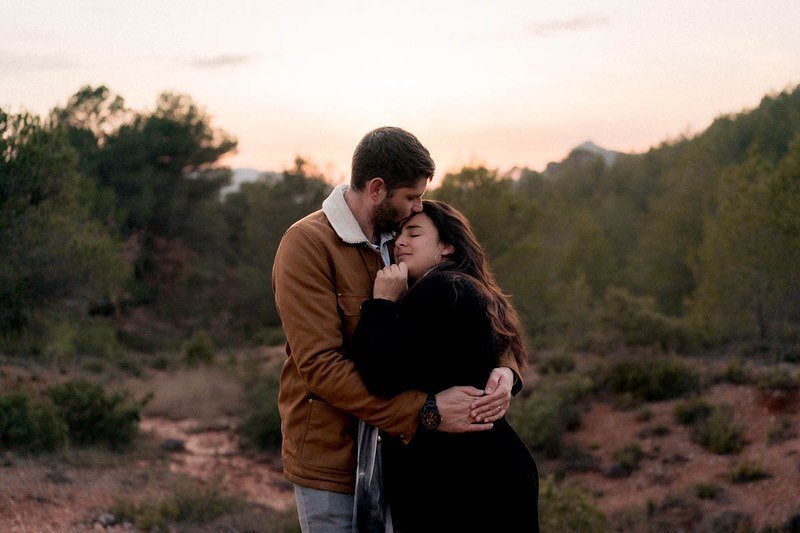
[272,185,521,493]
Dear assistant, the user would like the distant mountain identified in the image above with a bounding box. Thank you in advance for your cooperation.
[543,140,623,179]
[221,168,282,195]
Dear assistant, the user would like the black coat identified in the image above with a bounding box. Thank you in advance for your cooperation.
[351,270,539,532]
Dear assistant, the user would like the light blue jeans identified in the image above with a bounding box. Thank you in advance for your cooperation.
[294,485,354,533]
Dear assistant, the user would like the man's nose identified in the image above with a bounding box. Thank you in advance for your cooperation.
[412,200,423,213]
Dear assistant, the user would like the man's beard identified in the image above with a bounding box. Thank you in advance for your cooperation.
[372,198,405,235]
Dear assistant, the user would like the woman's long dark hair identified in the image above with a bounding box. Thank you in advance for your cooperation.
[420,200,528,368]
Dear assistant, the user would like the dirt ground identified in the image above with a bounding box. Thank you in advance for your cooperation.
[2,355,799,532]
[566,383,799,530]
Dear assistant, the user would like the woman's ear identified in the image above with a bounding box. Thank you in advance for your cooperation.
[440,243,455,257]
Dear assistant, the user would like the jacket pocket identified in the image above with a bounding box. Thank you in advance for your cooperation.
[299,398,356,474]
[337,294,367,346]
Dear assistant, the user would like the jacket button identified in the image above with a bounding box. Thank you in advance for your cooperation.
[377,435,382,443]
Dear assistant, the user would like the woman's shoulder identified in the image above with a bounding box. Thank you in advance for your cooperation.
[410,269,484,304]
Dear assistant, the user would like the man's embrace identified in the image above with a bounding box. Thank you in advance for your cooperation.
[272,127,521,531]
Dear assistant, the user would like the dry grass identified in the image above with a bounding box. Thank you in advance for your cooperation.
[131,367,244,423]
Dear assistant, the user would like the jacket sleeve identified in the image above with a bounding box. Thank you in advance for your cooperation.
[272,226,425,442]
[499,349,524,396]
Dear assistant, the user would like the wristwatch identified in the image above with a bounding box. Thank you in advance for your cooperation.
[419,394,441,431]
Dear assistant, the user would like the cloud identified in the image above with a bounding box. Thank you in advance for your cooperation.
[188,54,253,69]
[528,14,609,37]
[0,50,73,73]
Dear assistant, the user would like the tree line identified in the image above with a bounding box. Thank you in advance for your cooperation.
[1,85,798,360]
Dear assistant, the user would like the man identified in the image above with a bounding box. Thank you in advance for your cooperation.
[272,127,521,531]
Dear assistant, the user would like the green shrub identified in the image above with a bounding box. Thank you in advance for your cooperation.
[239,373,282,451]
[0,392,68,452]
[118,328,181,353]
[44,321,78,363]
[609,444,644,477]
[74,320,121,359]
[539,475,611,532]
[757,369,799,391]
[694,482,723,500]
[112,478,243,530]
[538,353,576,375]
[638,425,670,438]
[767,416,795,445]
[693,407,744,455]
[509,374,595,458]
[184,332,215,366]
[508,391,564,458]
[720,360,751,385]
[603,357,700,403]
[558,374,596,403]
[81,359,107,374]
[635,406,652,422]
[44,319,122,362]
[728,461,770,483]
[46,379,147,450]
[674,398,713,425]
[149,356,170,371]
[253,326,286,347]
[602,287,696,350]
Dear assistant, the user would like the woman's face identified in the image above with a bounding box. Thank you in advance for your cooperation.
[393,212,453,279]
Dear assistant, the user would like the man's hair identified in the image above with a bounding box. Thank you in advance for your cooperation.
[351,127,435,192]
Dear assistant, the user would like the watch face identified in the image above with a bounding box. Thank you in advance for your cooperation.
[421,410,441,430]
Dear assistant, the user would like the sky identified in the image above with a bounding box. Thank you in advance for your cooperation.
[2,0,799,184]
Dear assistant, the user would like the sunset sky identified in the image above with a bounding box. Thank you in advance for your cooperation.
[3,0,799,183]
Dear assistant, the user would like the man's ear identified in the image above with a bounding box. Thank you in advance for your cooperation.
[367,178,386,202]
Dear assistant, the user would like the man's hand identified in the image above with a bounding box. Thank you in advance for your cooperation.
[470,367,513,423]
[436,386,493,433]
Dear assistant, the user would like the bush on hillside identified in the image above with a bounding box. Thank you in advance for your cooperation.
[0,392,68,452]
[47,379,147,450]
[602,357,700,403]
[602,287,697,350]
[184,332,215,366]
[720,360,752,385]
[693,406,744,455]
[608,444,645,477]
[539,475,611,532]
[728,461,770,483]
[508,375,593,458]
[238,370,281,451]
[537,353,576,375]
[674,398,713,425]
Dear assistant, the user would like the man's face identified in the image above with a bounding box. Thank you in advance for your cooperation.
[372,177,427,234]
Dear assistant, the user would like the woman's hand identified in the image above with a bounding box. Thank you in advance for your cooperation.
[373,263,408,302]
[470,367,513,422]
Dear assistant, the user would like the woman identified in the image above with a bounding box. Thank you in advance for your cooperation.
[350,200,539,532]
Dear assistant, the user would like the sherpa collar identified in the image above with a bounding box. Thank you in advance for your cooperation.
[322,184,393,245]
